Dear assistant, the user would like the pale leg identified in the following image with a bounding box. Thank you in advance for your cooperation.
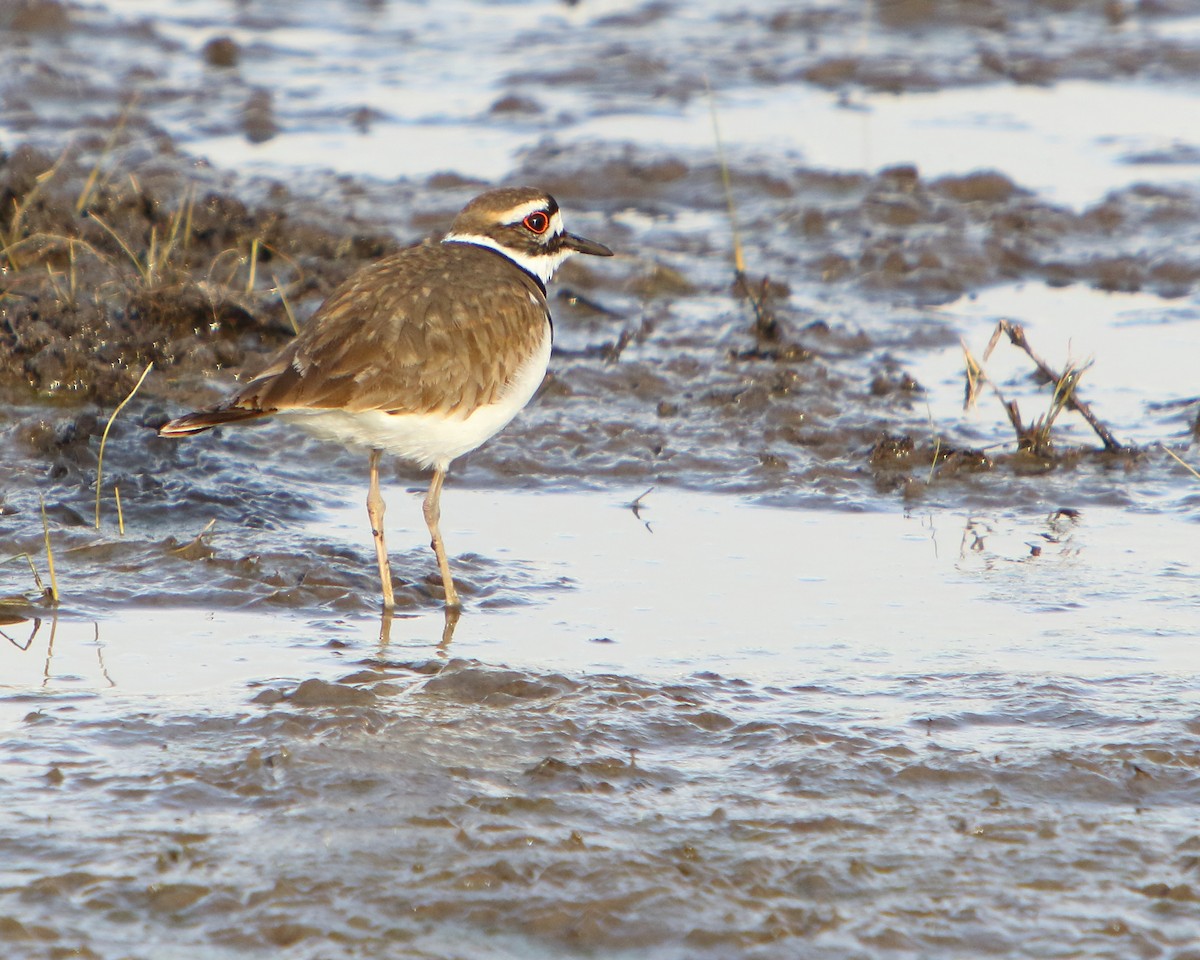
[423,466,461,608]
[440,605,461,648]
[367,449,395,610]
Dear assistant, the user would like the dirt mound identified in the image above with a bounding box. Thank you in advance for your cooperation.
[0,143,397,404]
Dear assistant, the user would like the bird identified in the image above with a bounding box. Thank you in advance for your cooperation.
[159,186,613,612]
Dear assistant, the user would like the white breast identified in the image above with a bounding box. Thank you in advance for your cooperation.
[279,321,552,471]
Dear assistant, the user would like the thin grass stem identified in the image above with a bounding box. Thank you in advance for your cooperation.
[246,237,260,294]
[75,97,136,215]
[704,76,745,276]
[95,362,154,529]
[39,495,58,604]
[273,273,300,335]
[88,212,150,284]
[1161,444,1200,482]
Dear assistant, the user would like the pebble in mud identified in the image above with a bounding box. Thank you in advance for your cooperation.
[3,0,70,32]
[242,89,278,143]
[202,35,239,69]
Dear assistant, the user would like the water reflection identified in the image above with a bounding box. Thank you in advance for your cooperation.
[377,604,460,649]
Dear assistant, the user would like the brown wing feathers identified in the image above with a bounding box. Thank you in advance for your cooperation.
[158,242,549,436]
[157,406,269,436]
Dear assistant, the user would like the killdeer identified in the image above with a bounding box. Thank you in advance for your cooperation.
[159,187,612,611]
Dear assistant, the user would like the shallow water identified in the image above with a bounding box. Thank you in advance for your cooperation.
[4,490,1200,957]
[9,485,1200,692]
[4,0,1200,956]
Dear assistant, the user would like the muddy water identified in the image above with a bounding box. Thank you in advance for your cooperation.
[3,0,1200,957]
[5,491,1200,958]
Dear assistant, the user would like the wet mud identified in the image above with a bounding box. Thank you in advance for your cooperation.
[3,0,1200,957]
[5,657,1200,959]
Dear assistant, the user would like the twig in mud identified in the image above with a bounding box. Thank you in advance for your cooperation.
[964,322,1122,456]
[734,273,781,341]
[998,320,1122,453]
[1160,444,1200,482]
[628,486,654,518]
[600,327,635,364]
[95,361,154,530]
[626,486,654,533]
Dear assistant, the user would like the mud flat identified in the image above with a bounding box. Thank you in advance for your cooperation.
[3,0,1200,957]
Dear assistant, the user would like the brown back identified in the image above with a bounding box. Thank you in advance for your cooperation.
[232,240,550,417]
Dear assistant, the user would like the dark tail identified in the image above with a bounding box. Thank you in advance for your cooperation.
[158,407,269,437]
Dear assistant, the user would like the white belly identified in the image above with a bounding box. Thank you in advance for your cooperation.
[279,324,551,470]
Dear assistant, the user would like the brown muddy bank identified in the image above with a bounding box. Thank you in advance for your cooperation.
[1,130,1192,526]
[1,1,1198,492]
[1,0,1199,627]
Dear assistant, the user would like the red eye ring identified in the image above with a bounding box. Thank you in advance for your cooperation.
[523,212,550,234]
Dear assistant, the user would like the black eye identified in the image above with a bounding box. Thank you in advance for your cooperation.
[523,212,549,234]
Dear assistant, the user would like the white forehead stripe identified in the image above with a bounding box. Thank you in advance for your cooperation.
[501,198,555,224]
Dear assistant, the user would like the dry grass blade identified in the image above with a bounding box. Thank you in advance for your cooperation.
[141,189,197,288]
[207,246,245,288]
[1025,364,1087,457]
[705,76,745,277]
[1044,361,1090,432]
[39,496,58,604]
[960,329,1031,450]
[3,146,71,271]
[961,341,986,412]
[1161,444,1200,482]
[273,273,300,335]
[44,262,70,307]
[95,362,155,530]
[981,321,1004,363]
[246,237,260,294]
[75,96,137,215]
[705,78,780,340]
[924,402,943,483]
[88,212,150,285]
[1,551,48,602]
